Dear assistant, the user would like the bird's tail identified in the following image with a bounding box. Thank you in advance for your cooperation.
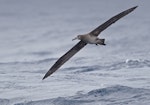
[97,39,106,45]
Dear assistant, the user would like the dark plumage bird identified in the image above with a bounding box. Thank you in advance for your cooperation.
[43,6,138,80]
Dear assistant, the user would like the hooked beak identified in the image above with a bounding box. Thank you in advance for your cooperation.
[72,37,78,41]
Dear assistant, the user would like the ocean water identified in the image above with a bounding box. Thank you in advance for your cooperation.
[0,0,150,105]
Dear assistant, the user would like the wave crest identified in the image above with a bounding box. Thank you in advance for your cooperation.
[14,85,150,105]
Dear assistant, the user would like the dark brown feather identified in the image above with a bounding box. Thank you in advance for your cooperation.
[90,6,138,36]
[43,41,87,79]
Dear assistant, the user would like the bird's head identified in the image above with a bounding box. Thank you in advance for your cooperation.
[72,35,82,41]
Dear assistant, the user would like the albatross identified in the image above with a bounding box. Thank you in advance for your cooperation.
[43,6,138,80]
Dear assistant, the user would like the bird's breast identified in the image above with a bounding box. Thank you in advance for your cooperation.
[81,35,97,44]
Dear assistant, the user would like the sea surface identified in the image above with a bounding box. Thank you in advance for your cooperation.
[0,0,150,105]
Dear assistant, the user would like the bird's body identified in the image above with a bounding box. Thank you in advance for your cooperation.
[43,6,138,80]
[78,34,96,44]
[73,34,105,45]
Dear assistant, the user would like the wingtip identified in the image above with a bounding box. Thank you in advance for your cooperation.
[126,6,138,14]
[42,75,47,80]
[133,6,138,9]
[131,6,138,10]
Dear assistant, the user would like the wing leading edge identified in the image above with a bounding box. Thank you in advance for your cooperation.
[43,41,87,79]
[90,6,138,36]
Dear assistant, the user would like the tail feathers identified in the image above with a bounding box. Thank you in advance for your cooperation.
[97,39,106,45]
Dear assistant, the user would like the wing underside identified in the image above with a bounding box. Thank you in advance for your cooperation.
[90,6,137,36]
[43,41,87,79]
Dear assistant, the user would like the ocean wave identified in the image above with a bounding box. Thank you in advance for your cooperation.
[1,58,150,75]
[125,59,150,68]
[0,58,57,65]
[64,59,150,74]
[106,59,150,71]
[27,51,52,56]
[13,85,150,105]
[88,85,145,96]
[0,98,10,105]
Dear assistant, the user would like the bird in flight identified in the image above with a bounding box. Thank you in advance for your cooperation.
[43,6,138,80]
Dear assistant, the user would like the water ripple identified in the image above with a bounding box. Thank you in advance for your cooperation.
[65,59,150,73]
[14,85,150,105]
[0,58,57,65]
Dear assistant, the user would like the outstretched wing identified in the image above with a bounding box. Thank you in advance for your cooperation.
[43,6,137,80]
[90,6,138,36]
[43,41,87,80]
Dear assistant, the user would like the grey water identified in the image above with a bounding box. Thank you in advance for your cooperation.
[0,0,150,105]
